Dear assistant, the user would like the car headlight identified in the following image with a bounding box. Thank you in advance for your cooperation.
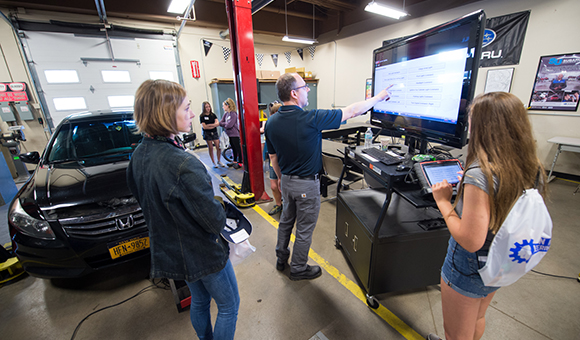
[9,199,56,240]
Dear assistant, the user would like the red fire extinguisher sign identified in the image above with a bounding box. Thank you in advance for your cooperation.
[191,60,200,78]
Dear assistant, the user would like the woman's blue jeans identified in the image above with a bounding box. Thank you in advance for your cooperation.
[185,260,239,340]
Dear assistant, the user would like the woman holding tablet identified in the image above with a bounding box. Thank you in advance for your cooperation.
[429,92,547,340]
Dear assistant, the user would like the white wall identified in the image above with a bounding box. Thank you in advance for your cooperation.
[1,0,579,175]
[304,0,580,175]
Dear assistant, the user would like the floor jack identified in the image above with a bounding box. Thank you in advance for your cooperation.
[219,175,255,208]
[0,244,26,285]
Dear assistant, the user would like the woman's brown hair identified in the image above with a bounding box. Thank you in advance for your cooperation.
[134,79,186,137]
[201,101,212,115]
[456,92,546,234]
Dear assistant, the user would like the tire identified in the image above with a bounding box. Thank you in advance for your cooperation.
[222,146,233,162]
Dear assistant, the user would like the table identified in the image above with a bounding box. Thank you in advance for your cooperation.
[547,137,580,181]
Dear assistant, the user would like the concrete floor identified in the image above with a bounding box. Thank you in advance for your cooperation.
[1,147,579,340]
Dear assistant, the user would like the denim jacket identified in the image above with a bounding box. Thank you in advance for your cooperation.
[127,137,228,282]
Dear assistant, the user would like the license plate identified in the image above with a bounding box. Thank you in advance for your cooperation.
[108,234,150,259]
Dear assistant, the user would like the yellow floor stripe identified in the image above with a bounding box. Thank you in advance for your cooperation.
[208,168,424,339]
[252,205,424,340]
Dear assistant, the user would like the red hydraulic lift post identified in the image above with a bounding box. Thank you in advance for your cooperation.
[225,0,269,202]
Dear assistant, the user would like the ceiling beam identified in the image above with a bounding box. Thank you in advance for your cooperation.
[296,0,357,12]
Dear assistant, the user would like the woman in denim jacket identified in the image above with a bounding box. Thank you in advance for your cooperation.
[128,79,239,340]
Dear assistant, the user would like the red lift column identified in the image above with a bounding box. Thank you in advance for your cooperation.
[225,0,269,202]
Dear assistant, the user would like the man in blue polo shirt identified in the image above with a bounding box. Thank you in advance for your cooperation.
[265,72,392,280]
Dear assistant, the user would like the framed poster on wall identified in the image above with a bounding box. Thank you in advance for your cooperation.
[528,53,580,111]
[484,68,514,93]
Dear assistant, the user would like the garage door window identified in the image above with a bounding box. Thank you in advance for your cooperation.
[45,70,80,84]
[101,70,131,83]
[149,71,174,81]
[53,97,87,111]
[108,95,135,108]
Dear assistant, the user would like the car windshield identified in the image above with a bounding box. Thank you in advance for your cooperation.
[46,118,143,164]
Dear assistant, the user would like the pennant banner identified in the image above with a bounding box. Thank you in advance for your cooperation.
[203,40,213,57]
[480,11,530,67]
[308,46,316,60]
[256,53,264,68]
[271,54,278,68]
[297,48,304,61]
[284,51,292,65]
[222,46,231,63]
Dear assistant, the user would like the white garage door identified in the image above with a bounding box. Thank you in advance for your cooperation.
[22,30,179,127]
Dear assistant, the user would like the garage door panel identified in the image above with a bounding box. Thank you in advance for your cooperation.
[23,31,178,127]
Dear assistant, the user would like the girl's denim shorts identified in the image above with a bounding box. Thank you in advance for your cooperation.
[441,236,500,298]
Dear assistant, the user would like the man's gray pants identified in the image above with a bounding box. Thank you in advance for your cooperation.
[276,175,321,273]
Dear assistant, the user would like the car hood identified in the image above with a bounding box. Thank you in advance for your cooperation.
[33,160,133,212]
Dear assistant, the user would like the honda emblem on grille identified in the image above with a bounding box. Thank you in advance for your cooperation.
[116,215,134,230]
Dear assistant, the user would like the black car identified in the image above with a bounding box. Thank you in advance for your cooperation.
[8,111,150,278]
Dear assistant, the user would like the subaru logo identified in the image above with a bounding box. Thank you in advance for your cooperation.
[116,215,134,230]
[482,29,496,47]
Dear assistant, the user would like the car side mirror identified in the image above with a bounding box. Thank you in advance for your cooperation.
[19,151,40,164]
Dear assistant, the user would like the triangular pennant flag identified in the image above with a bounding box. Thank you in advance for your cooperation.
[284,51,292,65]
[203,40,213,57]
[256,53,264,68]
[271,54,278,67]
[222,46,231,62]
[308,46,316,60]
[297,48,304,61]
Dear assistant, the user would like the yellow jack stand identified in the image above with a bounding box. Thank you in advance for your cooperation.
[219,175,255,208]
[0,244,26,285]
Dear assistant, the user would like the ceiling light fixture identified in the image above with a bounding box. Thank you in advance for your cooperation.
[168,0,191,14]
[365,0,408,20]
[282,1,317,45]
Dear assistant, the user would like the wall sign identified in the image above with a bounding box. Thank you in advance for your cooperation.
[0,82,29,102]
[191,60,200,78]
[528,53,580,112]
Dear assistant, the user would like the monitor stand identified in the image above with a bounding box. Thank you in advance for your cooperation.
[405,136,429,155]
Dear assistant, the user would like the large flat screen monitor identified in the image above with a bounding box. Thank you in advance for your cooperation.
[370,10,486,152]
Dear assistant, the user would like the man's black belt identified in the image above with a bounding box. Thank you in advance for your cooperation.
[287,174,319,180]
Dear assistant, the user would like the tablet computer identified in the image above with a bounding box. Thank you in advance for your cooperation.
[413,159,464,197]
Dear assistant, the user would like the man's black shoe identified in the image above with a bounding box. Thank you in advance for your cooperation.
[276,259,287,271]
[290,265,322,281]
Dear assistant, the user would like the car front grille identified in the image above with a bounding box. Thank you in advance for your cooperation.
[60,210,146,238]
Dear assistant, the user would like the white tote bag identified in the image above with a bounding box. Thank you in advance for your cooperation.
[478,189,552,287]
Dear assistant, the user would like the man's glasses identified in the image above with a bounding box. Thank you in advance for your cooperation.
[293,84,309,91]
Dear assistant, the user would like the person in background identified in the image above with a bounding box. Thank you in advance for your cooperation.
[200,101,225,168]
[262,101,283,215]
[128,79,239,340]
[427,92,547,340]
[265,72,392,281]
[220,98,242,169]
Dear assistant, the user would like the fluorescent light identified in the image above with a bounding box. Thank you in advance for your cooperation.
[168,0,191,14]
[365,1,408,19]
[282,36,317,45]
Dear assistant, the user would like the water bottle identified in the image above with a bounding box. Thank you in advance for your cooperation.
[364,127,373,149]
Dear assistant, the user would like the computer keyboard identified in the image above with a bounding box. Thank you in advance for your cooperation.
[362,147,403,166]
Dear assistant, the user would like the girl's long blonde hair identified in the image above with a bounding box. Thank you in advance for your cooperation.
[456,92,546,234]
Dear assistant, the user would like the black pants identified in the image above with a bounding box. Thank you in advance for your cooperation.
[229,136,242,163]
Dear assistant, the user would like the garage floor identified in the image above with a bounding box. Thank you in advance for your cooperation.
[1,147,579,340]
